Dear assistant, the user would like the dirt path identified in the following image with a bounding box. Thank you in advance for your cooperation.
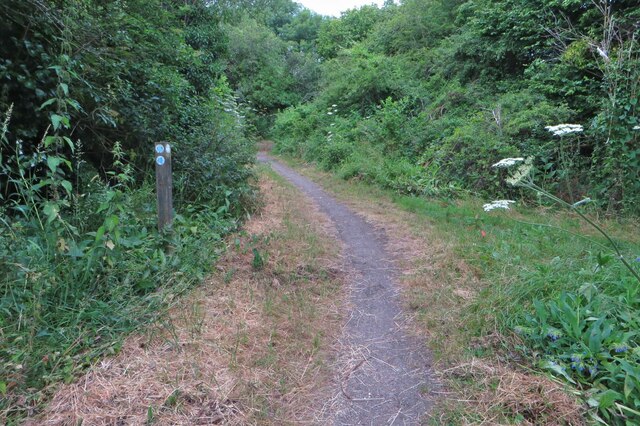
[258,153,435,425]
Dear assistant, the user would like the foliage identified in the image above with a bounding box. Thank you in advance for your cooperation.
[0,0,256,421]
[272,0,640,213]
[482,157,640,423]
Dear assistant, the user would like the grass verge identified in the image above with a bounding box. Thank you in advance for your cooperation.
[273,153,639,424]
[29,167,346,425]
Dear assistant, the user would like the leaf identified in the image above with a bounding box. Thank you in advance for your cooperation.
[105,240,115,250]
[39,98,57,110]
[105,215,119,232]
[95,225,106,242]
[50,114,69,130]
[47,156,63,173]
[595,389,623,409]
[63,137,75,152]
[542,360,575,384]
[66,242,84,258]
[533,299,548,324]
[0,381,6,396]
[59,83,69,96]
[61,180,72,195]
[625,373,635,399]
[43,202,60,224]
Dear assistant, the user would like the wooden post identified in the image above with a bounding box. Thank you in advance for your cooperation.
[155,142,173,231]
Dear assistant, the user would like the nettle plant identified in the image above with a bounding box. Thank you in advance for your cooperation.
[485,125,640,424]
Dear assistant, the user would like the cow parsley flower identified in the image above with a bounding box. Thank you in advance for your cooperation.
[545,124,583,136]
[492,158,524,168]
[483,200,515,212]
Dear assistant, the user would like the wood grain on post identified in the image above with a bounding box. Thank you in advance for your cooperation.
[155,142,173,231]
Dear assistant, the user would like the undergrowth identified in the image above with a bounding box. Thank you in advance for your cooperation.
[0,104,247,422]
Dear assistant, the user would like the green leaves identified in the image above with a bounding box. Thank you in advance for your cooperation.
[42,202,60,224]
[523,291,640,423]
[50,114,70,131]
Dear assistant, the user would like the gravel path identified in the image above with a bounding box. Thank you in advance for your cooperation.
[259,154,436,425]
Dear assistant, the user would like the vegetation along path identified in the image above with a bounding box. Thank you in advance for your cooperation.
[258,152,436,425]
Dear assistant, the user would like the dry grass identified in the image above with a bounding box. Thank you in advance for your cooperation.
[31,170,346,425]
[433,358,585,425]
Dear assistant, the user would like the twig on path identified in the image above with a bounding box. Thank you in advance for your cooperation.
[339,358,366,400]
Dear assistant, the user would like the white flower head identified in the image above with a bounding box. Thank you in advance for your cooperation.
[545,124,583,136]
[483,200,516,212]
[327,112,333,115]
[633,125,640,130]
[506,157,534,186]
[332,104,337,107]
[492,157,524,168]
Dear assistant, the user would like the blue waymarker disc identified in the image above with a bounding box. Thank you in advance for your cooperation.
[156,156,165,166]
[155,144,165,154]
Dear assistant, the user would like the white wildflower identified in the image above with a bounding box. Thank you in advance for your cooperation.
[327,112,333,115]
[492,157,524,168]
[633,125,640,130]
[332,104,337,107]
[483,200,516,212]
[506,157,534,186]
[545,124,583,136]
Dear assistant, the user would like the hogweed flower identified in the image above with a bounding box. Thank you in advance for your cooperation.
[545,124,583,136]
[483,200,515,212]
[506,157,534,186]
[492,157,524,168]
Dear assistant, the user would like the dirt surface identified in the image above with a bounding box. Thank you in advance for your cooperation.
[258,153,436,425]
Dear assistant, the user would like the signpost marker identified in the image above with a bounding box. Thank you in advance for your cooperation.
[155,142,173,231]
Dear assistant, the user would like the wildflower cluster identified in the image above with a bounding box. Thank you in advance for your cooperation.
[545,124,583,136]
